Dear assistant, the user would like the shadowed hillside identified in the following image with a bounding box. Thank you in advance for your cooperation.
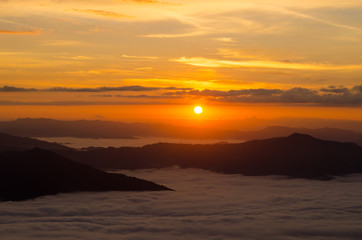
[0,148,171,201]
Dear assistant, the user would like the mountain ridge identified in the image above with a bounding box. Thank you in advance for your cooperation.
[59,133,362,180]
[0,132,72,151]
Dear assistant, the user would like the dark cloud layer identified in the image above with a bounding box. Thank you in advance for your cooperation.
[0,100,172,105]
[0,86,37,92]
[0,85,192,92]
[169,85,362,105]
[48,86,161,92]
[1,168,362,240]
[1,85,362,105]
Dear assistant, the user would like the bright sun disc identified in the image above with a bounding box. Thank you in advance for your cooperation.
[194,106,203,114]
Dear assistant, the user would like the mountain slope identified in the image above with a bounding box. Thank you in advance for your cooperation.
[0,148,171,201]
[0,132,72,151]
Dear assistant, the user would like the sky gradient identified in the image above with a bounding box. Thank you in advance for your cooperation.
[1,0,362,121]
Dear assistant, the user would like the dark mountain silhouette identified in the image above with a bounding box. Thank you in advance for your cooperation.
[0,118,362,146]
[60,133,362,180]
[0,148,171,201]
[0,132,72,151]
[237,126,362,146]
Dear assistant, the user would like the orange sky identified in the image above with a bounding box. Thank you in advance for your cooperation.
[1,0,362,122]
[0,104,361,125]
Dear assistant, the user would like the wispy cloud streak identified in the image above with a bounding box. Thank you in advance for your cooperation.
[72,9,133,18]
[276,7,362,33]
[174,57,362,70]
[0,29,43,34]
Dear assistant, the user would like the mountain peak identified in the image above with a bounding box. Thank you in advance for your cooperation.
[287,133,316,140]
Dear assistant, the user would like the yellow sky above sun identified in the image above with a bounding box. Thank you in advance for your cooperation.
[0,0,362,121]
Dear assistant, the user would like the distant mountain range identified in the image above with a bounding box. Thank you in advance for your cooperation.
[0,148,171,201]
[0,118,362,146]
[58,133,362,180]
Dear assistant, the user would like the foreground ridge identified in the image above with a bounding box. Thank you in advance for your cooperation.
[0,148,171,201]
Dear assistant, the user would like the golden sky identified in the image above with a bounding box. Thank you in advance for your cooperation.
[1,0,362,120]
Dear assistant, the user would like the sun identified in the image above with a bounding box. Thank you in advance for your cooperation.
[194,106,203,114]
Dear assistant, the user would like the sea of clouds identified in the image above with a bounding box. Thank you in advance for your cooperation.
[1,168,362,240]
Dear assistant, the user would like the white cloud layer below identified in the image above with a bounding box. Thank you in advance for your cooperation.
[1,168,362,240]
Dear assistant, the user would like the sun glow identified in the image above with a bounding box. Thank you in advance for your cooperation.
[194,106,203,114]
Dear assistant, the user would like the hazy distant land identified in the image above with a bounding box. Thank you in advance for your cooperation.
[1,118,362,146]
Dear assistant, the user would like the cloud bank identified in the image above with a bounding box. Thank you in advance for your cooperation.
[0,168,362,240]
